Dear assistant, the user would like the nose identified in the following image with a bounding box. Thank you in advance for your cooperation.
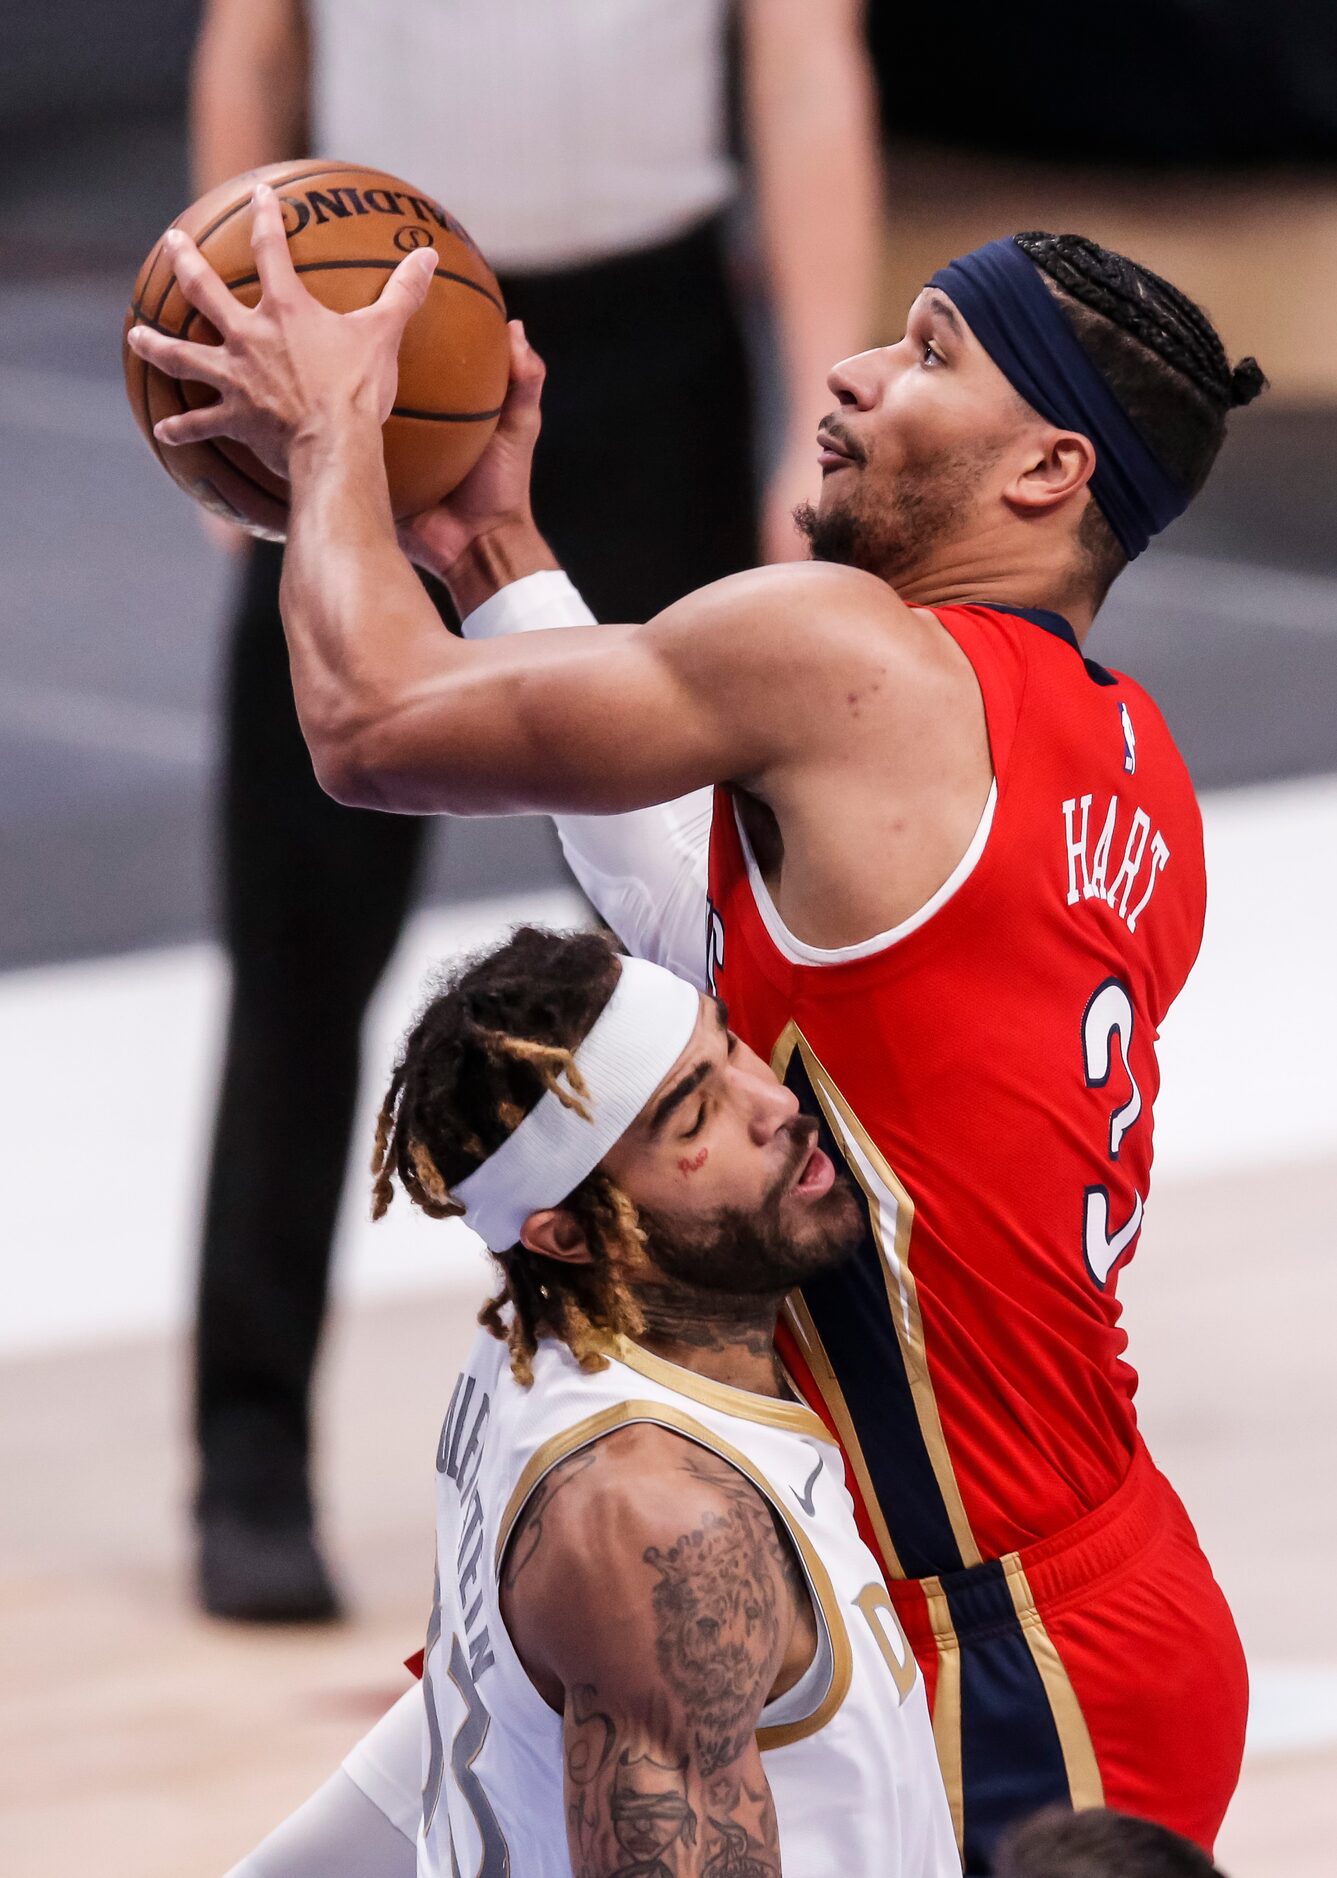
[740,1064,800,1145]
[827,347,887,412]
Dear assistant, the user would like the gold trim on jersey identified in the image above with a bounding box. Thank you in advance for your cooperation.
[603,1332,833,1443]
[492,1399,854,1753]
[782,1292,905,1582]
[771,1022,983,1572]
[853,1582,919,1705]
[921,1574,966,1857]
[1002,1554,1105,1810]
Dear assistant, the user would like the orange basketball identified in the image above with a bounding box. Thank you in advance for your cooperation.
[122,160,510,540]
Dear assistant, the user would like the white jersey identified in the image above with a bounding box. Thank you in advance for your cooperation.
[419,1326,960,1877]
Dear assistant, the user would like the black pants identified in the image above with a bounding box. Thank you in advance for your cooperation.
[195,217,757,1519]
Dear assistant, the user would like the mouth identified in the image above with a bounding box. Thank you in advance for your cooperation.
[791,1144,836,1199]
[816,426,863,474]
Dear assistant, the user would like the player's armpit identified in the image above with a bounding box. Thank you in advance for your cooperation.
[500,1426,805,1876]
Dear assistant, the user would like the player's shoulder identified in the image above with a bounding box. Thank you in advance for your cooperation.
[513,1420,770,1567]
[501,1419,794,1686]
[658,560,908,639]
[651,560,949,695]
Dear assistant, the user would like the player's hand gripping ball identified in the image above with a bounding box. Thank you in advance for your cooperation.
[122,160,510,539]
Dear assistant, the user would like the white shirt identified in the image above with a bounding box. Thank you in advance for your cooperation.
[416,1327,960,1878]
[308,0,737,272]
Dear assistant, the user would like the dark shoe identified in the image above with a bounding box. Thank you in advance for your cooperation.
[197,1511,343,1623]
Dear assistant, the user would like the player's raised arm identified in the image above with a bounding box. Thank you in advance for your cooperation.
[126,188,917,820]
[501,1426,806,1877]
[276,324,899,817]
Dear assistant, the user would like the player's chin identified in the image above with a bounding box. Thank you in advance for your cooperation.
[785,1178,862,1272]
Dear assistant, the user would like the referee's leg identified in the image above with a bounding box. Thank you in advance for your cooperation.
[194,540,425,1619]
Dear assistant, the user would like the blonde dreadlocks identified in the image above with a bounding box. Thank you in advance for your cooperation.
[370,927,647,1384]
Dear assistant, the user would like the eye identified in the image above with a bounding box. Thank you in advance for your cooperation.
[683,1102,708,1140]
[921,339,943,367]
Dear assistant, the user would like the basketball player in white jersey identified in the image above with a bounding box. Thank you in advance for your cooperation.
[226,925,959,1878]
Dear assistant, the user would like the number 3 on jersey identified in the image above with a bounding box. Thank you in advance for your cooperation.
[422,1566,512,1877]
[1080,977,1146,1287]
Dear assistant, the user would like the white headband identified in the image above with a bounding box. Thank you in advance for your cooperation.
[452,955,701,1250]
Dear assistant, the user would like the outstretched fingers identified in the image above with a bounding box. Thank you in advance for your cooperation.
[126,321,232,390]
[249,181,303,301]
[151,397,237,450]
[162,227,242,336]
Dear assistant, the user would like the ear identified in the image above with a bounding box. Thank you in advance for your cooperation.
[519,1207,595,1265]
[1005,428,1096,519]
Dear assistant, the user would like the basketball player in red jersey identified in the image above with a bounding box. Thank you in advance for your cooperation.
[129,197,1265,1870]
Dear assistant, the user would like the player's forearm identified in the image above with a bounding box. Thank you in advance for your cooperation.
[190,0,309,193]
[281,414,462,806]
[280,422,720,817]
[564,1703,784,1877]
[744,0,881,437]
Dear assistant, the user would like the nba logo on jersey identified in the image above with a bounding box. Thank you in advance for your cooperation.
[1120,702,1137,776]
[705,896,726,995]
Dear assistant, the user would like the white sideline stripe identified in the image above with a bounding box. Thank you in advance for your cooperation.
[1151,772,1337,1181]
[0,886,588,1356]
[0,776,1335,1357]
[1246,1662,1337,1758]
[0,680,210,768]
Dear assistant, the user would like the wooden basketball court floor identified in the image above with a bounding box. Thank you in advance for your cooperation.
[2,1149,1335,1878]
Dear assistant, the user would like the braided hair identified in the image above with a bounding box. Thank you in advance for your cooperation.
[1013,232,1266,601]
[371,926,647,1384]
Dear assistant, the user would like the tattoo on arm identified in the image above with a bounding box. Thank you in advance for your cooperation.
[702,1769,782,1877]
[566,1721,781,1878]
[562,1446,793,1875]
[502,1445,598,1591]
[646,1465,788,1775]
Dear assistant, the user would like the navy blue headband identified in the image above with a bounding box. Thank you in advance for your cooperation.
[928,237,1188,559]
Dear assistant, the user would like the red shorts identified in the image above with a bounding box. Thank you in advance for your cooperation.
[887,1442,1247,1875]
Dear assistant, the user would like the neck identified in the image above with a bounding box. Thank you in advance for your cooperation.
[885,520,1098,642]
[630,1281,791,1401]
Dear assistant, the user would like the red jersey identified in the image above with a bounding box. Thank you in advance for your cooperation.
[707,604,1206,1580]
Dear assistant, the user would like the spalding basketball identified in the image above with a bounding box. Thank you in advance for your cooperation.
[123,160,510,539]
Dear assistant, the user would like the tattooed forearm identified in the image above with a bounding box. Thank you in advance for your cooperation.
[567,1683,618,1788]
[703,1770,781,1877]
[564,1690,780,1878]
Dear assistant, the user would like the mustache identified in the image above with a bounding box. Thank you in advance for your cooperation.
[777,1117,821,1190]
[818,414,868,465]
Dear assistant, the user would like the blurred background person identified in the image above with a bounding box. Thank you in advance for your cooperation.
[186,0,881,1621]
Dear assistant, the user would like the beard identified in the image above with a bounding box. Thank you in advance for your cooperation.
[637,1122,862,1301]
[796,437,1000,586]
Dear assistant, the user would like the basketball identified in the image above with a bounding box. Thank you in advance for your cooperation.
[122,160,511,539]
